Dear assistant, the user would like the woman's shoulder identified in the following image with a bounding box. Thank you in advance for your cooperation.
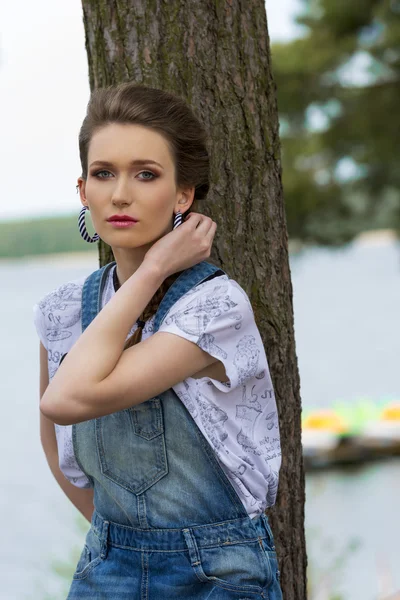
[33,274,89,349]
[34,274,88,313]
[173,271,255,317]
[160,271,265,393]
[160,271,257,345]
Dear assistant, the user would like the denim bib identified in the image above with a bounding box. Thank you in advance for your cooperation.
[67,260,283,600]
[71,260,258,528]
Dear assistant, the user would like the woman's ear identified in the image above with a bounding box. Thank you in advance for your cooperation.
[77,177,88,207]
[176,187,195,214]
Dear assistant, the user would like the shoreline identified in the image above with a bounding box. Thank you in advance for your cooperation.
[0,228,398,264]
[289,228,398,253]
[0,250,99,265]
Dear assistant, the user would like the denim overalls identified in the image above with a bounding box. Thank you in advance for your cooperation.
[66,260,282,600]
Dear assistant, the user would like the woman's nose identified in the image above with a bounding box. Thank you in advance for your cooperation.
[111,176,131,205]
[112,197,130,207]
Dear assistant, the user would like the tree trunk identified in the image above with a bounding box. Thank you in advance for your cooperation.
[81,1,307,597]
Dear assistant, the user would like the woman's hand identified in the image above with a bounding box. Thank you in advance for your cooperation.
[143,212,217,279]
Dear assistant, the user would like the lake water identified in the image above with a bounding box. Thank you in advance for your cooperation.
[1,238,399,599]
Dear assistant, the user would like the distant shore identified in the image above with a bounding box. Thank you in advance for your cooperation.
[0,228,398,264]
[0,251,99,265]
[288,228,399,253]
[352,228,399,245]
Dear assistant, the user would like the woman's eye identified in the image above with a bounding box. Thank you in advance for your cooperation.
[94,170,113,179]
[138,170,157,181]
[92,169,157,180]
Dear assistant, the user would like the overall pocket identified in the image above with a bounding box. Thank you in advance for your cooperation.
[72,528,104,581]
[183,529,270,597]
[96,397,168,495]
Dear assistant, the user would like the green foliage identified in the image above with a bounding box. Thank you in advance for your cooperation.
[271,0,400,244]
[0,214,97,258]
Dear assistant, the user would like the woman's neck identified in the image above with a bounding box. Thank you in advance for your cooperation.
[111,246,150,286]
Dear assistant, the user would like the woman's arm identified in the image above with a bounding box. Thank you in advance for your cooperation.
[40,214,218,425]
[40,262,220,425]
[40,262,165,422]
[39,342,94,523]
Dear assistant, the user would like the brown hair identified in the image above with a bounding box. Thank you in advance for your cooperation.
[78,82,210,349]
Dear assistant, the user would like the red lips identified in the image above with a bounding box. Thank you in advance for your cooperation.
[107,214,138,222]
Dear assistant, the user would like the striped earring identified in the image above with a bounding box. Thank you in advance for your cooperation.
[78,206,100,243]
[173,211,183,230]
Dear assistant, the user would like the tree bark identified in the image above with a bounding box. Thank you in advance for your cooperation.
[81,1,307,597]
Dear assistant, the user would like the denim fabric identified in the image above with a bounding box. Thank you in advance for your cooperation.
[67,261,282,599]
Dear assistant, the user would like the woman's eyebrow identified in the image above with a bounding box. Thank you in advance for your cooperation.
[89,159,164,169]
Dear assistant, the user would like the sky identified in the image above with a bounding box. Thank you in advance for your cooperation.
[0,0,304,223]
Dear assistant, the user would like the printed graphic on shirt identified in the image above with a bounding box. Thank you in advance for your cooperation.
[234,334,260,385]
[37,283,82,343]
[229,279,255,316]
[227,463,256,505]
[236,383,264,455]
[33,267,282,512]
[196,382,228,450]
[163,281,240,338]
[175,382,199,419]
[264,470,280,506]
[197,333,228,371]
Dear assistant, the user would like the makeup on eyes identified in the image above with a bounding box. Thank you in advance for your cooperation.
[89,159,164,169]
[90,169,159,180]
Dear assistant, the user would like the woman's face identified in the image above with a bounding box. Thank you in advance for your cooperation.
[78,123,194,250]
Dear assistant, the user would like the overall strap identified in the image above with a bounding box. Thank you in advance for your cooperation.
[81,260,225,333]
[81,261,116,332]
[153,261,225,333]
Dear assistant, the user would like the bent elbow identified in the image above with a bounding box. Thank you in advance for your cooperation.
[40,396,85,426]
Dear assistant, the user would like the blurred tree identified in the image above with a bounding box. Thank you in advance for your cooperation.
[80,0,307,598]
[272,0,400,244]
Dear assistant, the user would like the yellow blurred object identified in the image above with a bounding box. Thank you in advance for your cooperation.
[303,409,348,434]
[380,402,400,421]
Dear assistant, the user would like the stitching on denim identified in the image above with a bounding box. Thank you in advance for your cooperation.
[100,520,109,559]
[137,494,149,529]
[71,423,95,488]
[193,537,267,550]
[260,514,276,552]
[206,578,263,596]
[94,512,265,534]
[257,537,274,589]
[191,518,260,531]
[81,262,115,331]
[97,262,116,314]
[154,262,225,331]
[95,411,168,495]
[140,550,149,600]
[72,556,102,581]
[100,537,268,553]
[105,542,189,552]
[185,414,249,514]
[182,527,264,596]
[182,529,208,584]
[188,529,202,566]
[130,398,164,439]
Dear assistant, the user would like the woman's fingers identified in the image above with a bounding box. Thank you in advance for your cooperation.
[206,222,217,247]
[184,212,210,226]
[183,213,216,247]
[191,214,214,232]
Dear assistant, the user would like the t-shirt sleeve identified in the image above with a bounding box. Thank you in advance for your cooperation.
[158,277,266,392]
[33,301,48,350]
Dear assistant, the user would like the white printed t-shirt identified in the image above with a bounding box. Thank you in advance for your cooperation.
[33,264,282,517]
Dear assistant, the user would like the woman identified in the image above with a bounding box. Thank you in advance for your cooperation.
[34,82,283,599]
